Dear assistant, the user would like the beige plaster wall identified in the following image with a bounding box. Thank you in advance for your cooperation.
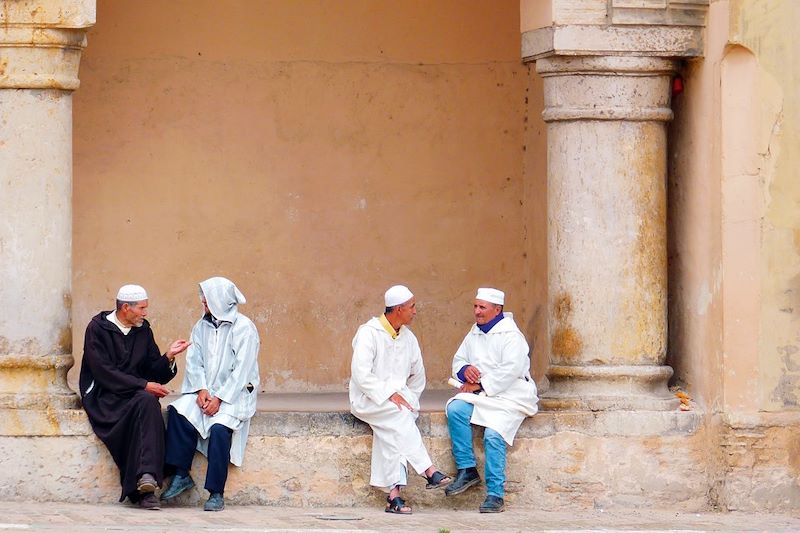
[70,0,545,393]
[520,0,553,32]
[522,66,549,385]
[668,2,727,411]
[727,0,800,412]
[669,0,799,413]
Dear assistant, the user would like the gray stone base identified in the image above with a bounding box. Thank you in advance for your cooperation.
[0,401,797,512]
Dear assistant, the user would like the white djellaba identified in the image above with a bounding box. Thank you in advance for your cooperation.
[447,289,538,446]
[170,277,260,466]
[349,286,433,490]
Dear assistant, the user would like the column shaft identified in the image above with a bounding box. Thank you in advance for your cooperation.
[538,56,678,410]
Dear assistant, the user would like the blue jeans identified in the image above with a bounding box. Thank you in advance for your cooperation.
[446,399,507,497]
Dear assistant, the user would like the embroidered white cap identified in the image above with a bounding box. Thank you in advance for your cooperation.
[476,287,504,305]
[384,285,414,307]
[116,284,148,302]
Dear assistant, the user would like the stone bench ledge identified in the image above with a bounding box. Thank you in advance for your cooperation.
[0,390,701,438]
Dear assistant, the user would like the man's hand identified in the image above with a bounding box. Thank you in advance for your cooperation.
[463,365,481,384]
[196,388,211,410]
[202,396,221,416]
[460,382,482,394]
[388,392,414,412]
[144,382,170,398]
[166,339,191,359]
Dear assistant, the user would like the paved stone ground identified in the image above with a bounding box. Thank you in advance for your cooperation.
[0,502,798,532]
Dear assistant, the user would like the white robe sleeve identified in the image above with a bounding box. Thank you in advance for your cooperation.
[405,342,426,400]
[451,335,471,377]
[351,327,395,405]
[181,323,208,393]
[215,321,260,405]
[479,332,530,397]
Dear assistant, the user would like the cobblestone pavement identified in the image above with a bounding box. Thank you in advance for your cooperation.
[0,502,798,532]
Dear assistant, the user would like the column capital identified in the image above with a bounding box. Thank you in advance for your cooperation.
[536,55,677,122]
[521,1,708,62]
[0,0,96,90]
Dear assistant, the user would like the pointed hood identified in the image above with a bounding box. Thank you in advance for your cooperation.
[199,277,246,322]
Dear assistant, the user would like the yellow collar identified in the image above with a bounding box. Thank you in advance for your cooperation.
[379,314,400,340]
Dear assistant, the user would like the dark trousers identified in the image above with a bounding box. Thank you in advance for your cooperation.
[165,405,233,495]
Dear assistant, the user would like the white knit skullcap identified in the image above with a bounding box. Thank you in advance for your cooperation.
[476,287,504,305]
[116,284,148,302]
[384,285,414,307]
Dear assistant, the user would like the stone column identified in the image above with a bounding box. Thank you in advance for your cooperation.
[0,1,95,410]
[539,56,677,410]
[521,1,708,410]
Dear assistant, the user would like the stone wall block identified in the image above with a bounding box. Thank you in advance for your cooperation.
[0,409,712,509]
[0,0,95,27]
[523,25,705,61]
[717,417,800,511]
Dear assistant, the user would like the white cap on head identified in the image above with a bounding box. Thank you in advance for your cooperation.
[116,284,148,302]
[384,285,414,307]
[476,287,504,305]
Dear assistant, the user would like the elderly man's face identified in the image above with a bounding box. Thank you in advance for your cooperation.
[395,297,417,326]
[120,300,148,327]
[474,299,501,325]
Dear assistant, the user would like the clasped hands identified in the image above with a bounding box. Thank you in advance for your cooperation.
[196,389,221,416]
[459,365,482,394]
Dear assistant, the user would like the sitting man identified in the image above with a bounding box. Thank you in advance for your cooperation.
[160,277,260,512]
[79,284,190,510]
[444,287,538,513]
[349,285,451,515]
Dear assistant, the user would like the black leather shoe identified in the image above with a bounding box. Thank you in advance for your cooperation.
[204,492,225,512]
[479,495,505,513]
[160,474,195,501]
[444,467,481,496]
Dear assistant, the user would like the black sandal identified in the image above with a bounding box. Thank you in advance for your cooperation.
[385,495,412,514]
[425,470,452,490]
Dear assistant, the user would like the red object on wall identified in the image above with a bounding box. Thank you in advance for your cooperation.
[672,75,684,96]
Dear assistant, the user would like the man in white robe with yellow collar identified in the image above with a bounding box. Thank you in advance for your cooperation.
[161,277,260,512]
[444,288,538,513]
[349,285,451,515]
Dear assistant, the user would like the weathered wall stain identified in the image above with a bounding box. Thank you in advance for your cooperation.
[770,345,800,407]
[551,293,583,361]
[552,326,583,361]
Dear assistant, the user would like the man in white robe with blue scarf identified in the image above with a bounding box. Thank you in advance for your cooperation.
[445,287,538,513]
[160,277,260,512]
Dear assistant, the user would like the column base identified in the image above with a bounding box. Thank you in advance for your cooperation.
[540,364,679,411]
[0,354,79,409]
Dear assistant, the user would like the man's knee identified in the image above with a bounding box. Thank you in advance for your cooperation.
[166,404,178,421]
[483,428,505,449]
[446,399,472,420]
[131,390,162,413]
[209,424,233,441]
